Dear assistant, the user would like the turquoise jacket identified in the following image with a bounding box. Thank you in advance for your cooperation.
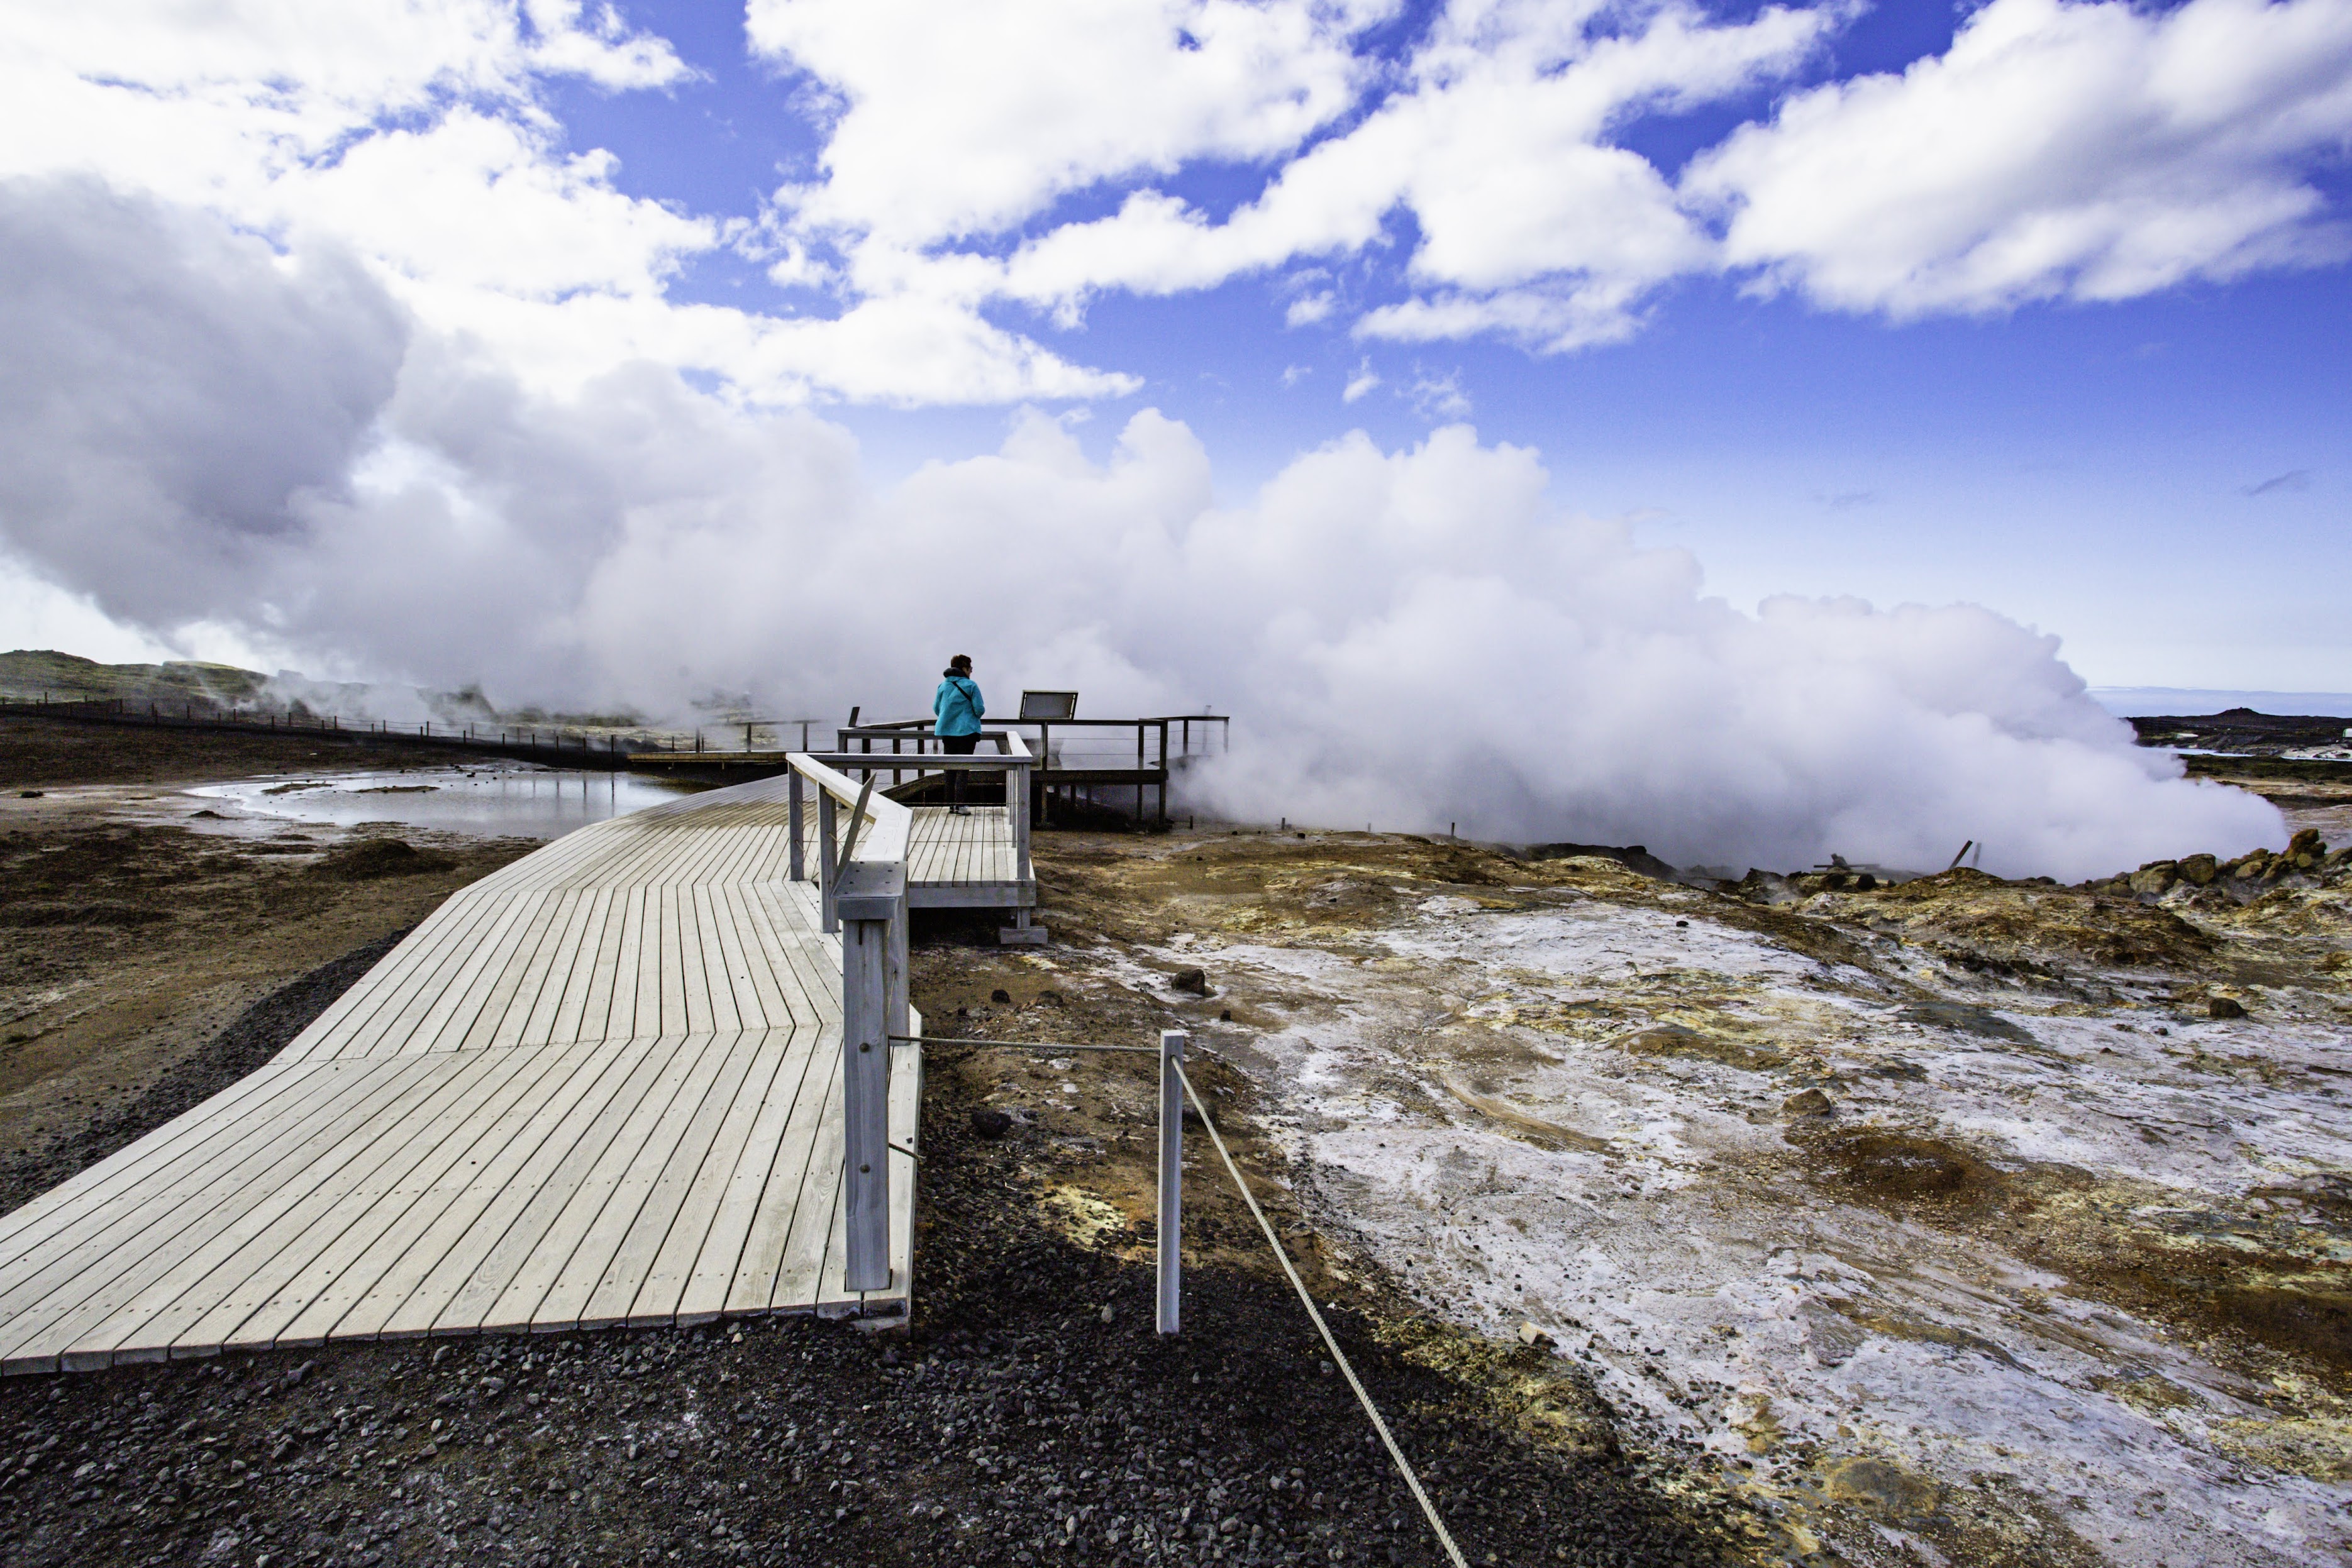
[933,675,984,737]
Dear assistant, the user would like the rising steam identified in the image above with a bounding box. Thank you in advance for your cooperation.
[0,176,2282,879]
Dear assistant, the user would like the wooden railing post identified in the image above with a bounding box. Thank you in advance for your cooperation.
[787,768,806,882]
[840,903,892,1293]
[836,842,906,1296]
[1158,1029,1186,1334]
[818,790,839,933]
[1011,754,1031,882]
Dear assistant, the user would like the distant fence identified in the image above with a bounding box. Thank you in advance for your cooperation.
[1,695,644,771]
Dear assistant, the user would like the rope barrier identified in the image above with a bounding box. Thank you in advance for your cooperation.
[1172,1061,1469,1568]
[887,1034,1157,1055]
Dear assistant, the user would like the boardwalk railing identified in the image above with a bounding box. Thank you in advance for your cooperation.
[837,716,1225,827]
[785,751,913,1294]
[796,731,1034,892]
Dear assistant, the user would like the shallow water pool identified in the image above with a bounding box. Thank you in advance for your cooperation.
[187,763,703,839]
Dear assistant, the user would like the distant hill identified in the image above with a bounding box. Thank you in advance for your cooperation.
[0,649,272,706]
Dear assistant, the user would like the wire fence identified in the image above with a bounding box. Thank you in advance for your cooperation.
[897,1026,1469,1567]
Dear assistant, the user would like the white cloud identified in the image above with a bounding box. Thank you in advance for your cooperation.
[1409,368,1471,418]
[990,0,1831,348]
[746,0,1389,246]
[0,0,1134,406]
[1285,290,1338,326]
[1685,0,2352,315]
[1341,358,1382,401]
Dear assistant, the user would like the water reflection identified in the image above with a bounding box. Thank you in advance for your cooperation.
[189,763,704,840]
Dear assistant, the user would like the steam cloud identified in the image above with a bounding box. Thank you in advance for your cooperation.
[0,177,2283,880]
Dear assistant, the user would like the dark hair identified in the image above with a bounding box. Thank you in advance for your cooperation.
[947,654,972,674]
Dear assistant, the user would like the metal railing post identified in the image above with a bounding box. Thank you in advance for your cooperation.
[1158,1029,1186,1334]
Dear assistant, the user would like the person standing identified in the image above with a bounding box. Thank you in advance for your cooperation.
[933,654,984,814]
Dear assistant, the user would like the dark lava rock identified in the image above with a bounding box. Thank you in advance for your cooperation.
[2209,995,2248,1019]
[1169,966,1209,995]
[970,1107,1013,1139]
[989,988,1012,1004]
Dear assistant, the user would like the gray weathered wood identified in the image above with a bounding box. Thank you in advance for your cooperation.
[1158,1029,1185,1335]
[839,907,892,1294]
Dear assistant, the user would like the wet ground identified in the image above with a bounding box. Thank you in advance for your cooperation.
[1002,827,2352,1567]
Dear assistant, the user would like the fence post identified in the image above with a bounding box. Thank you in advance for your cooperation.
[787,768,806,882]
[1158,1029,1186,1334]
[836,858,903,1295]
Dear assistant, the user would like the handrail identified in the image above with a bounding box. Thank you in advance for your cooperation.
[785,750,912,1298]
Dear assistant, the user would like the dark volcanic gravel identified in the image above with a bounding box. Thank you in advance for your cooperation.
[0,940,1740,1568]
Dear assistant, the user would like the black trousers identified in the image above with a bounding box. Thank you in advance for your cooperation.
[941,732,979,803]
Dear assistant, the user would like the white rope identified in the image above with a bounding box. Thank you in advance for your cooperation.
[1173,1062,1470,1568]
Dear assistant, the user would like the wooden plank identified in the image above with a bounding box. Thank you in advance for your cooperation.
[316,1037,652,1342]
[0,1059,326,1265]
[0,1052,461,1371]
[372,1039,670,1340]
[98,1039,562,1361]
[0,1056,421,1321]
[585,1031,774,1328]
[524,1030,744,1331]
[765,1049,846,1310]
[466,1033,726,1333]
[720,1024,835,1315]
[226,1034,604,1350]
[680,1024,820,1323]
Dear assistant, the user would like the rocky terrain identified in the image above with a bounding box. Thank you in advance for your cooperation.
[3,720,2347,1566]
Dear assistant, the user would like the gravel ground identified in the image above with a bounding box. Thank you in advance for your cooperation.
[0,943,1746,1568]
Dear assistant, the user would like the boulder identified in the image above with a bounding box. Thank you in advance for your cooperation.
[1168,967,1210,995]
[2127,863,2177,897]
[2177,853,2219,886]
[970,1108,1014,1139]
[2208,995,2248,1020]
[1782,1088,1835,1119]
[2231,851,2273,881]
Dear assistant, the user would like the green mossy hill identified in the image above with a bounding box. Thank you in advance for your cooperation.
[0,649,270,706]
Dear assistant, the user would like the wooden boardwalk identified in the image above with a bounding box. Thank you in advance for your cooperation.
[906,805,1030,910]
[0,775,921,1374]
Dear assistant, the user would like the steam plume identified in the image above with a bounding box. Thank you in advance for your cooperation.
[0,177,2282,879]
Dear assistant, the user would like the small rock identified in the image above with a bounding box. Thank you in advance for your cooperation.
[1098,1305,1115,1325]
[2208,995,2247,1020]
[990,989,1012,1004]
[1169,968,1210,995]
[1516,1322,1555,1350]
[1782,1088,1834,1119]
[17,790,41,799]
[970,1108,1013,1139]
[1219,1009,1232,1022]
